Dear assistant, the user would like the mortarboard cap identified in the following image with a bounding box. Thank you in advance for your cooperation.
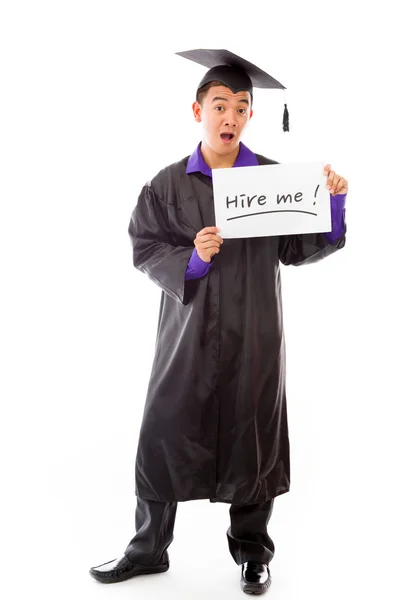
[175,48,289,132]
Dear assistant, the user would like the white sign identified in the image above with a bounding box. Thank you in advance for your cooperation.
[212,162,332,239]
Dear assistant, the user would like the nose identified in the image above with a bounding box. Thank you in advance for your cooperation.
[223,109,238,127]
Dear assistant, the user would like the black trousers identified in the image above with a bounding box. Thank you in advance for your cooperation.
[124,496,275,566]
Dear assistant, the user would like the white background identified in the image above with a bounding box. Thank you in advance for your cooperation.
[1,1,399,599]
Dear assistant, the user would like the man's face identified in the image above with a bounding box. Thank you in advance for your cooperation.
[192,85,253,154]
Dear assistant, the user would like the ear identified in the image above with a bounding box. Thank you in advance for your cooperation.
[249,108,254,120]
[192,101,202,123]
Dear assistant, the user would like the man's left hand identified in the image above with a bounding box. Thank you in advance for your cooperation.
[324,164,348,196]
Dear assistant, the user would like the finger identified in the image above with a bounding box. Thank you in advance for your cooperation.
[198,233,223,243]
[330,174,342,194]
[326,171,336,190]
[327,171,336,185]
[324,164,331,175]
[333,177,347,194]
[195,233,212,243]
[197,241,221,250]
[195,234,220,245]
[199,226,220,235]
[205,239,222,248]
[196,234,214,243]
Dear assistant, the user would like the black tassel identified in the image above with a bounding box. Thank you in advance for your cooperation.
[283,103,289,132]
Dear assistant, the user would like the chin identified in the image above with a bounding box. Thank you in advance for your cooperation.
[217,137,240,152]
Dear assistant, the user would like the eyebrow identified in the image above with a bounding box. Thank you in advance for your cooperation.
[211,96,249,106]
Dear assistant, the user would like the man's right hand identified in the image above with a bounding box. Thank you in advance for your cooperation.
[193,227,224,263]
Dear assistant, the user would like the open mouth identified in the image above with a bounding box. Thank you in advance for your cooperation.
[220,133,235,143]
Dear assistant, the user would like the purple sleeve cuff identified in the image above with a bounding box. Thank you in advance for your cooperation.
[185,248,214,280]
[323,193,347,244]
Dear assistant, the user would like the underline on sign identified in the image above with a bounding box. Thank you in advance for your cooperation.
[226,210,318,221]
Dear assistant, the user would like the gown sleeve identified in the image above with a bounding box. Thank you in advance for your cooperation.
[128,182,197,305]
[278,216,347,266]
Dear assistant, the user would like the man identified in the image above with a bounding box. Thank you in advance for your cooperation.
[89,49,348,595]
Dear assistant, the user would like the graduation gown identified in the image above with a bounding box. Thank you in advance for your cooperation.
[128,153,346,506]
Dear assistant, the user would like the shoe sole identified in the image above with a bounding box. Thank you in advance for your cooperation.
[240,575,272,595]
[89,562,169,583]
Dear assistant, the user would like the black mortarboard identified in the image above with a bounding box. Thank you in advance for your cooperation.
[175,48,289,132]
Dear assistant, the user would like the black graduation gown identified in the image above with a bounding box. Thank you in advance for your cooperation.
[128,153,346,506]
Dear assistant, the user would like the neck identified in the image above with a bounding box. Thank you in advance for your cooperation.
[200,140,241,169]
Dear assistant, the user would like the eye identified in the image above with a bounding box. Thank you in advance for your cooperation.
[214,105,247,114]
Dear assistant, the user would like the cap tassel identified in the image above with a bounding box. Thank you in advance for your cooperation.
[283,103,289,132]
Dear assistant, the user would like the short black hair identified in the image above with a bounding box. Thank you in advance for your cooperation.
[196,80,253,108]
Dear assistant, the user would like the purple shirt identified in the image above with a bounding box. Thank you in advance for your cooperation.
[185,141,347,280]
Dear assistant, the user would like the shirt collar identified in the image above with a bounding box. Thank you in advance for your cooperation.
[186,141,259,177]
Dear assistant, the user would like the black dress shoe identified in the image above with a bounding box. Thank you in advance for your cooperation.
[240,562,271,595]
[89,555,169,583]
